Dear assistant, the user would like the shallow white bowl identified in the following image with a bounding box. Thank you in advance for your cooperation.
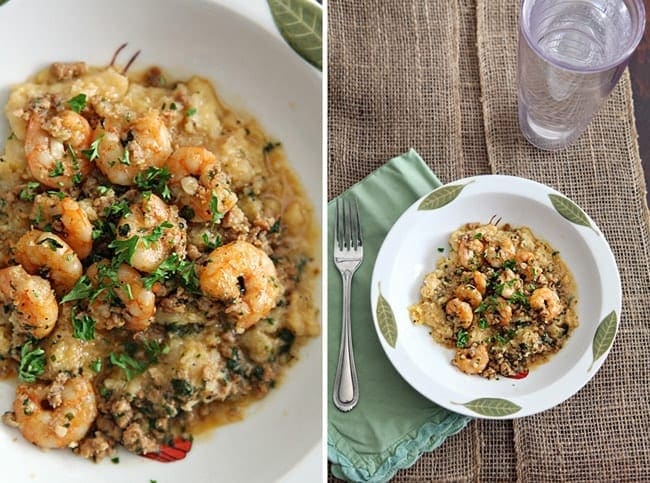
[0,0,322,481]
[370,175,621,419]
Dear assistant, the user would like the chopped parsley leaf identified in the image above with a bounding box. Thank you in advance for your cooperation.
[108,236,139,264]
[81,134,104,162]
[71,308,95,341]
[36,237,63,251]
[210,193,223,225]
[133,166,172,201]
[19,182,40,201]
[502,259,517,270]
[18,342,46,382]
[118,148,130,166]
[269,219,281,234]
[90,358,102,373]
[201,232,222,250]
[186,107,197,117]
[142,221,173,246]
[456,329,468,348]
[66,93,87,113]
[263,141,281,154]
[61,275,95,303]
[48,160,65,178]
[109,352,148,381]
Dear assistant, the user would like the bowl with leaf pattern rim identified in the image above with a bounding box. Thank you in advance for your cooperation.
[370,175,621,419]
[0,0,322,481]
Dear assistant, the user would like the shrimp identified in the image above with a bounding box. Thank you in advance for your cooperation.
[445,298,473,328]
[0,266,58,339]
[485,236,516,268]
[515,250,538,282]
[87,261,156,332]
[24,110,92,189]
[457,236,484,269]
[96,112,172,185]
[530,287,562,322]
[453,343,489,375]
[14,230,82,296]
[166,146,238,222]
[485,297,513,327]
[472,271,487,295]
[32,194,93,259]
[454,284,483,308]
[498,268,523,299]
[115,193,186,273]
[12,376,97,449]
[199,240,282,331]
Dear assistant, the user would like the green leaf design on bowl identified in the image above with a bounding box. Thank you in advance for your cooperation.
[548,194,597,234]
[453,397,521,417]
[418,181,473,210]
[376,283,397,348]
[267,0,322,70]
[589,311,618,371]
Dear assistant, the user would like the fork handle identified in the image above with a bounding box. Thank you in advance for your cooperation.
[333,269,359,412]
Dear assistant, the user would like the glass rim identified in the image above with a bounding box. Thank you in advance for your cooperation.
[520,0,647,73]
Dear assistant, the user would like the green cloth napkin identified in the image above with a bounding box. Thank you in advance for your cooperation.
[327,149,472,483]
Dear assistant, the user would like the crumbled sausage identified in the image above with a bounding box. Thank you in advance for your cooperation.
[50,62,87,81]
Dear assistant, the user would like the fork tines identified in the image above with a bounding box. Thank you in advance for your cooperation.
[335,196,363,251]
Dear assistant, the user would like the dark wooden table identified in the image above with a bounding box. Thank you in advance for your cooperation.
[630,0,649,203]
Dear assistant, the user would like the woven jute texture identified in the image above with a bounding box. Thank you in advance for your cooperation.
[328,0,650,481]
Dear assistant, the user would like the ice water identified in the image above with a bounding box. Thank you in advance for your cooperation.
[518,0,642,150]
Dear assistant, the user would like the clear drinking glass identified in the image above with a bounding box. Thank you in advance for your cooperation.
[518,0,646,150]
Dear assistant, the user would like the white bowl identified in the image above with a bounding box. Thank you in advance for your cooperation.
[0,0,322,481]
[370,175,621,419]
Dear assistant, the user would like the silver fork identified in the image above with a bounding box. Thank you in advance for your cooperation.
[332,196,363,412]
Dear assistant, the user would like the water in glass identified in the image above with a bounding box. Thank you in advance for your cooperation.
[518,0,644,150]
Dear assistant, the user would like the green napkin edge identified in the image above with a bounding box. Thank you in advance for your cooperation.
[327,149,472,482]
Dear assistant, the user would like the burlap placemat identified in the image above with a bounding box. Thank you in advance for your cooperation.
[328,0,650,481]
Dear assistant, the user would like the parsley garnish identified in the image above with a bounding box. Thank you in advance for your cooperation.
[19,182,40,201]
[171,378,193,397]
[456,329,468,348]
[108,236,139,264]
[509,291,529,307]
[48,160,65,178]
[61,275,95,303]
[90,358,102,373]
[210,193,223,225]
[474,233,483,240]
[71,308,95,341]
[66,93,87,113]
[118,148,130,166]
[81,134,104,161]
[142,253,198,291]
[269,219,281,234]
[142,221,173,246]
[502,259,517,270]
[109,352,148,381]
[133,166,172,201]
[143,340,169,363]
[186,107,197,117]
[169,102,177,110]
[104,199,131,218]
[479,318,488,329]
[18,342,46,382]
[202,232,222,250]
[263,141,281,154]
[36,237,63,251]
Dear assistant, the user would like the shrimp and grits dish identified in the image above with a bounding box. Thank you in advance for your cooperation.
[409,221,577,379]
[0,61,319,461]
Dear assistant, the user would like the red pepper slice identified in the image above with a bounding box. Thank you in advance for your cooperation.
[508,370,529,379]
[142,436,192,462]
